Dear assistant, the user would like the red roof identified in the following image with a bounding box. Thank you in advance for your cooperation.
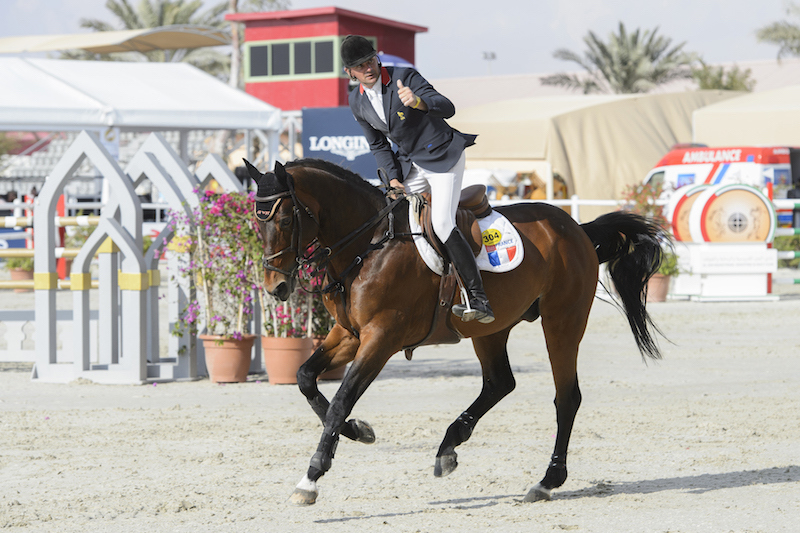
[225,7,428,34]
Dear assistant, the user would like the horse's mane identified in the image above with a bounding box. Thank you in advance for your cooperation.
[285,158,384,201]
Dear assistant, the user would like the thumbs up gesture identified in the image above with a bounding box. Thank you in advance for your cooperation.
[397,79,423,109]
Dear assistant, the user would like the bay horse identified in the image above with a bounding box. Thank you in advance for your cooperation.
[245,159,666,505]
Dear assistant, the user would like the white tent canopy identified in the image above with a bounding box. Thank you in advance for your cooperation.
[0,57,281,132]
[693,84,800,146]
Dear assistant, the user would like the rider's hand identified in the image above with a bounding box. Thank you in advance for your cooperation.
[397,80,427,111]
[390,179,405,191]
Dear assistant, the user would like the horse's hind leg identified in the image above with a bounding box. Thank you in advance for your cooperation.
[435,329,516,477]
[524,305,588,502]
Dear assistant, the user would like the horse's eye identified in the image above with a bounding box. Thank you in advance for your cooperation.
[279,217,292,228]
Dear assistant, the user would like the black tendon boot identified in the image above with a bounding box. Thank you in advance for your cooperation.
[443,228,495,324]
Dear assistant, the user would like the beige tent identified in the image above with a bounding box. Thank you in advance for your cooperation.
[693,85,800,146]
[0,25,230,54]
[449,90,741,211]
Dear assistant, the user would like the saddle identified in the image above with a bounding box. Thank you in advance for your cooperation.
[403,185,493,360]
[419,184,493,258]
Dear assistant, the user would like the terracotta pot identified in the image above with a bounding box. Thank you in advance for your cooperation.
[313,336,347,381]
[9,268,33,293]
[199,334,256,383]
[647,273,670,303]
[262,336,314,385]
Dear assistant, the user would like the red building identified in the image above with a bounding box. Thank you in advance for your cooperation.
[225,7,427,111]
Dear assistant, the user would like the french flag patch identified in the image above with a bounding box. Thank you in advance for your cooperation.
[487,243,517,267]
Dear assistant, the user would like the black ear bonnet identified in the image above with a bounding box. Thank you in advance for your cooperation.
[244,159,290,221]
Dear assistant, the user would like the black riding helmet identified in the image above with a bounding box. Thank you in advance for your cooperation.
[341,35,377,68]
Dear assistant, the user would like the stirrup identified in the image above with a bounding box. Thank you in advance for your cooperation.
[453,287,495,324]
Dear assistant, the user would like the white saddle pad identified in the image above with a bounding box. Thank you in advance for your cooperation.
[408,197,524,276]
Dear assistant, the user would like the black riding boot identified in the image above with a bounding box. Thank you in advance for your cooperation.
[443,228,495,324]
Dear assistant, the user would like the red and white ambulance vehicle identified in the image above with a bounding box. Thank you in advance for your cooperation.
[643,144,799,227]
[644,145,796,197]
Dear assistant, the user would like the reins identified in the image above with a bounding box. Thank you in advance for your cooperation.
[315,194,403,295]
[256,172,405,297]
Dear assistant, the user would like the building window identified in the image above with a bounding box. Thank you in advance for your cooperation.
[246,37,366,80]
[295,41,312,75]
[271,43,290,76]
[250,45,269,77]
[315,41,334,73]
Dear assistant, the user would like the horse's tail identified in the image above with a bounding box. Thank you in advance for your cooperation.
[580,211,667,361]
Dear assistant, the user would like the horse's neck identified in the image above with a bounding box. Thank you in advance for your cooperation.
[304,177,385,257]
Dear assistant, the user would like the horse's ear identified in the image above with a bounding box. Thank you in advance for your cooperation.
[274,161,291,189]
[243,159,263,186]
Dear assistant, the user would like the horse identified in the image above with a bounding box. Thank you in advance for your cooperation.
[245,158,666,505]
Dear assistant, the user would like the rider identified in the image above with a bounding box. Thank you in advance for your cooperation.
[340,35,494,324]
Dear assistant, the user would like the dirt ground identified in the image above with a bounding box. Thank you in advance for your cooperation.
[1,288,800,532]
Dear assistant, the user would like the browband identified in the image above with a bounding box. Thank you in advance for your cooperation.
[254,190,291,221]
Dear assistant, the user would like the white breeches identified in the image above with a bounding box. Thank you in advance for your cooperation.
[402,152,466,242]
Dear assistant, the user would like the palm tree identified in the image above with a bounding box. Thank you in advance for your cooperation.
[691,60,756,91]
[756,1,800,60]
[61,0,230,78]
[541,22,694,94]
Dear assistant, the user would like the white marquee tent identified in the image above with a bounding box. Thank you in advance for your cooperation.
[0,57,281,133]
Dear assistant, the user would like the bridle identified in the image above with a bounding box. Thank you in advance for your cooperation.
[254,171,404,295]
[253,181,319,282]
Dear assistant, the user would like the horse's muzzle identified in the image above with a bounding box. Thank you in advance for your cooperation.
[268,279,295,302]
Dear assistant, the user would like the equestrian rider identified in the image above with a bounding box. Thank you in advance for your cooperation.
[340,35,494,324]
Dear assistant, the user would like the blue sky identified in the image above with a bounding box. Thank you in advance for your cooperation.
[0,0,792,78]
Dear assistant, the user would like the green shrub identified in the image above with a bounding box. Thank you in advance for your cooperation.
[774,235,800,268]
[4,256,34,271]
[658,250,680,276]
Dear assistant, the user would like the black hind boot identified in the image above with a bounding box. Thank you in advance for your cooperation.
[443,228,495,324]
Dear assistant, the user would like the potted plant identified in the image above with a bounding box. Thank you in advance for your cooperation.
[260,263,344,384]
[4,256,34,293]
[170,190,263,383]
[620,181,677,302]
[260,288,316,385]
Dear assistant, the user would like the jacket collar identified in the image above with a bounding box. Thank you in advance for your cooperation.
[359,67,391,94]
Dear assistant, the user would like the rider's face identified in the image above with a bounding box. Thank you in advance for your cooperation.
[347,56,380,88]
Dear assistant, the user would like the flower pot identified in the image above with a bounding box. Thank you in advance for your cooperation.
[199,334,256,383]
[647,273,670,303]
[313,336,347,381]
[262,336,314,385]
[9,268,33,293]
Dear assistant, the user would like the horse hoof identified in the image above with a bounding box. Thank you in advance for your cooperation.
[522,483,551,502]
[289,488,318,506]
[434,453,458,477]
[352,419,376,444]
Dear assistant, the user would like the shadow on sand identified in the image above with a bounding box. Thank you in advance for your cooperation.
[314,466,800,523]
[554,465,800,499]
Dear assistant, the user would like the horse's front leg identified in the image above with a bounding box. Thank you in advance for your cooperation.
[290,330,396,506]
[296,324,375,444]
[435,329,516,477]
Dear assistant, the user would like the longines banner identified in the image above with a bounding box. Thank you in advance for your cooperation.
[302,106,380,184]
